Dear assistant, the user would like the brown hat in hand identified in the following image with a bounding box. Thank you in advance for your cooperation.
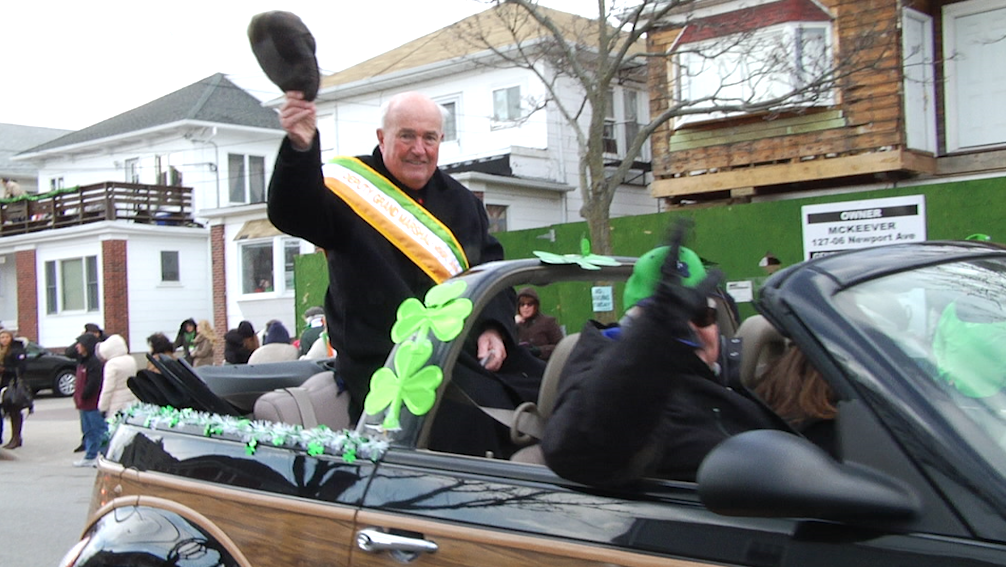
[248,11,319,101]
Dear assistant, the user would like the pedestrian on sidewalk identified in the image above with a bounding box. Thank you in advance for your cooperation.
[72,333,104,467]
[0,329,29,448]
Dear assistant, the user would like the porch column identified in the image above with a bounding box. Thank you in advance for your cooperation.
[102,240,130,343]
[15,249,38,340]
[211,224,227,365]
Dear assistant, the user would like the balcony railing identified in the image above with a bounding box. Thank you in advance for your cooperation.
[0,182,194,237]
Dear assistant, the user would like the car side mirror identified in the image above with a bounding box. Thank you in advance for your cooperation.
[697,430,920,523]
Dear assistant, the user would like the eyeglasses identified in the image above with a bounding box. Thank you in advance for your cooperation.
[518,301,536,307]
[691,306,718,328]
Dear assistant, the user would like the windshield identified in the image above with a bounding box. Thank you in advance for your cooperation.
[834,257,1006,471]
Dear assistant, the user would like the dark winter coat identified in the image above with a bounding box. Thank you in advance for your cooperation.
[73,334,104,411]
[174,319,197,362]
[223,323,256,365]
[516,288,564,360]
[0,339,26,389]
[263,321,291,345]
[542,312,790,485]
[268,137,517,420]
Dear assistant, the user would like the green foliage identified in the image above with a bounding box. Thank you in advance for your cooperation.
[293,251,329,335]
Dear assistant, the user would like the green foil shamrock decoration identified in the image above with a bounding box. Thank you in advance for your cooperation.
[367,279,473,431]
[533,238,620,270]
[365,340,443,430]
[391,280,472,343]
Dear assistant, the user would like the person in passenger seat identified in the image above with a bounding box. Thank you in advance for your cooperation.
[542,226,790,485]
[754,346,837,458]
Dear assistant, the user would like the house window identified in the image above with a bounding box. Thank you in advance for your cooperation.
[283,240,301,290]
[486,204,508,234]
[492,86,522,124]
[240,238,302,295]
[675,22,833,127]
[241,241,273,294]
[125,158,140,183]
[623,89,641,152]
[603,89,618,154]
[942,0,1006,151]
[50,177,64,191]
[45,256,99,313]
[228,154,266,205]
[45,262,57,314]
[438,98,459,142]
[600,88,646,157]
[161,251,180,282]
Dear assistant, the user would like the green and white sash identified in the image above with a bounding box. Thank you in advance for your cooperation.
[322,157,469,283]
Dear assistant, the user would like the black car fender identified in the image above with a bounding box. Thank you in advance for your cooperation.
[60,497,250,567]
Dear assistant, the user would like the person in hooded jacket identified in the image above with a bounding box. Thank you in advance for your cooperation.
[96,334,138,418]
[224,321,258,364]
[173,318,197,364]
[515,288,564,361]
[248,320,299,364]
[73,333,105,467]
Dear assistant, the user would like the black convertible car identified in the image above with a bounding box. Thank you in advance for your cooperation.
[61,241,1006,566]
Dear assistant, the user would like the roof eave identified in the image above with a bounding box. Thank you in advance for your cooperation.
[13,120,283,161]
[310,48,500,103]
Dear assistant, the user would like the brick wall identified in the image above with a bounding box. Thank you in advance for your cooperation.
[102,240,130,342]
[15,249,38,339]
[210,224,227,365]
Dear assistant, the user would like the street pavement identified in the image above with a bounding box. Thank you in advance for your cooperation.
[0,395,96,567]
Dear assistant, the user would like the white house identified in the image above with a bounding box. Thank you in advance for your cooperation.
[4,4,665,355]
[288,4,658,232]
[4,74,299,353]
[196,5,662,356]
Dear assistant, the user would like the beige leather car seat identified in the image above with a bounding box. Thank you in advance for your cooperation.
[736,315,787,389]
[509,332,581,464]
[254,371,351,430]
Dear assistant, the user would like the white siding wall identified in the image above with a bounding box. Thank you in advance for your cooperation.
[319,64,657,230]
[35,238,106,348]
[455,173,566,231]
[0,254,17,331]
[25,225,211,350]
[322,67,550,164]
[125,231,211,353]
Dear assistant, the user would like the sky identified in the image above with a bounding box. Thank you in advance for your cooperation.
[0,0,594,132]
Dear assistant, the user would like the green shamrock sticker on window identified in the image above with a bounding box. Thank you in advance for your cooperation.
[534,238,620,270]
[365,279,474,431]
[391,280,472,343]
[364,339,443,430]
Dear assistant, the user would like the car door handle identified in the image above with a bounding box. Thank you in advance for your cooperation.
[356,528,438,556]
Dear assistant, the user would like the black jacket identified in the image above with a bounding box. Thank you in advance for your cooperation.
[542,312,790,485]
[73,334,104,411]
[268,137,516,419]
[1,339,26,388]
[223,330,254,364]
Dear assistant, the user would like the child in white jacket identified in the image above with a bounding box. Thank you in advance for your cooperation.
[96,334,138,416]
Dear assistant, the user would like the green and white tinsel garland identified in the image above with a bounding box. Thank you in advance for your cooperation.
[109,403,389,463]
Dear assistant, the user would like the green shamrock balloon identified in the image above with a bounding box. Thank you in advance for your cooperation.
[364,340,444,430]
[533,238,620,270]
[390,280,472,343]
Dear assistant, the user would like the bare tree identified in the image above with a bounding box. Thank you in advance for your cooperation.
[454,0,896,254]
